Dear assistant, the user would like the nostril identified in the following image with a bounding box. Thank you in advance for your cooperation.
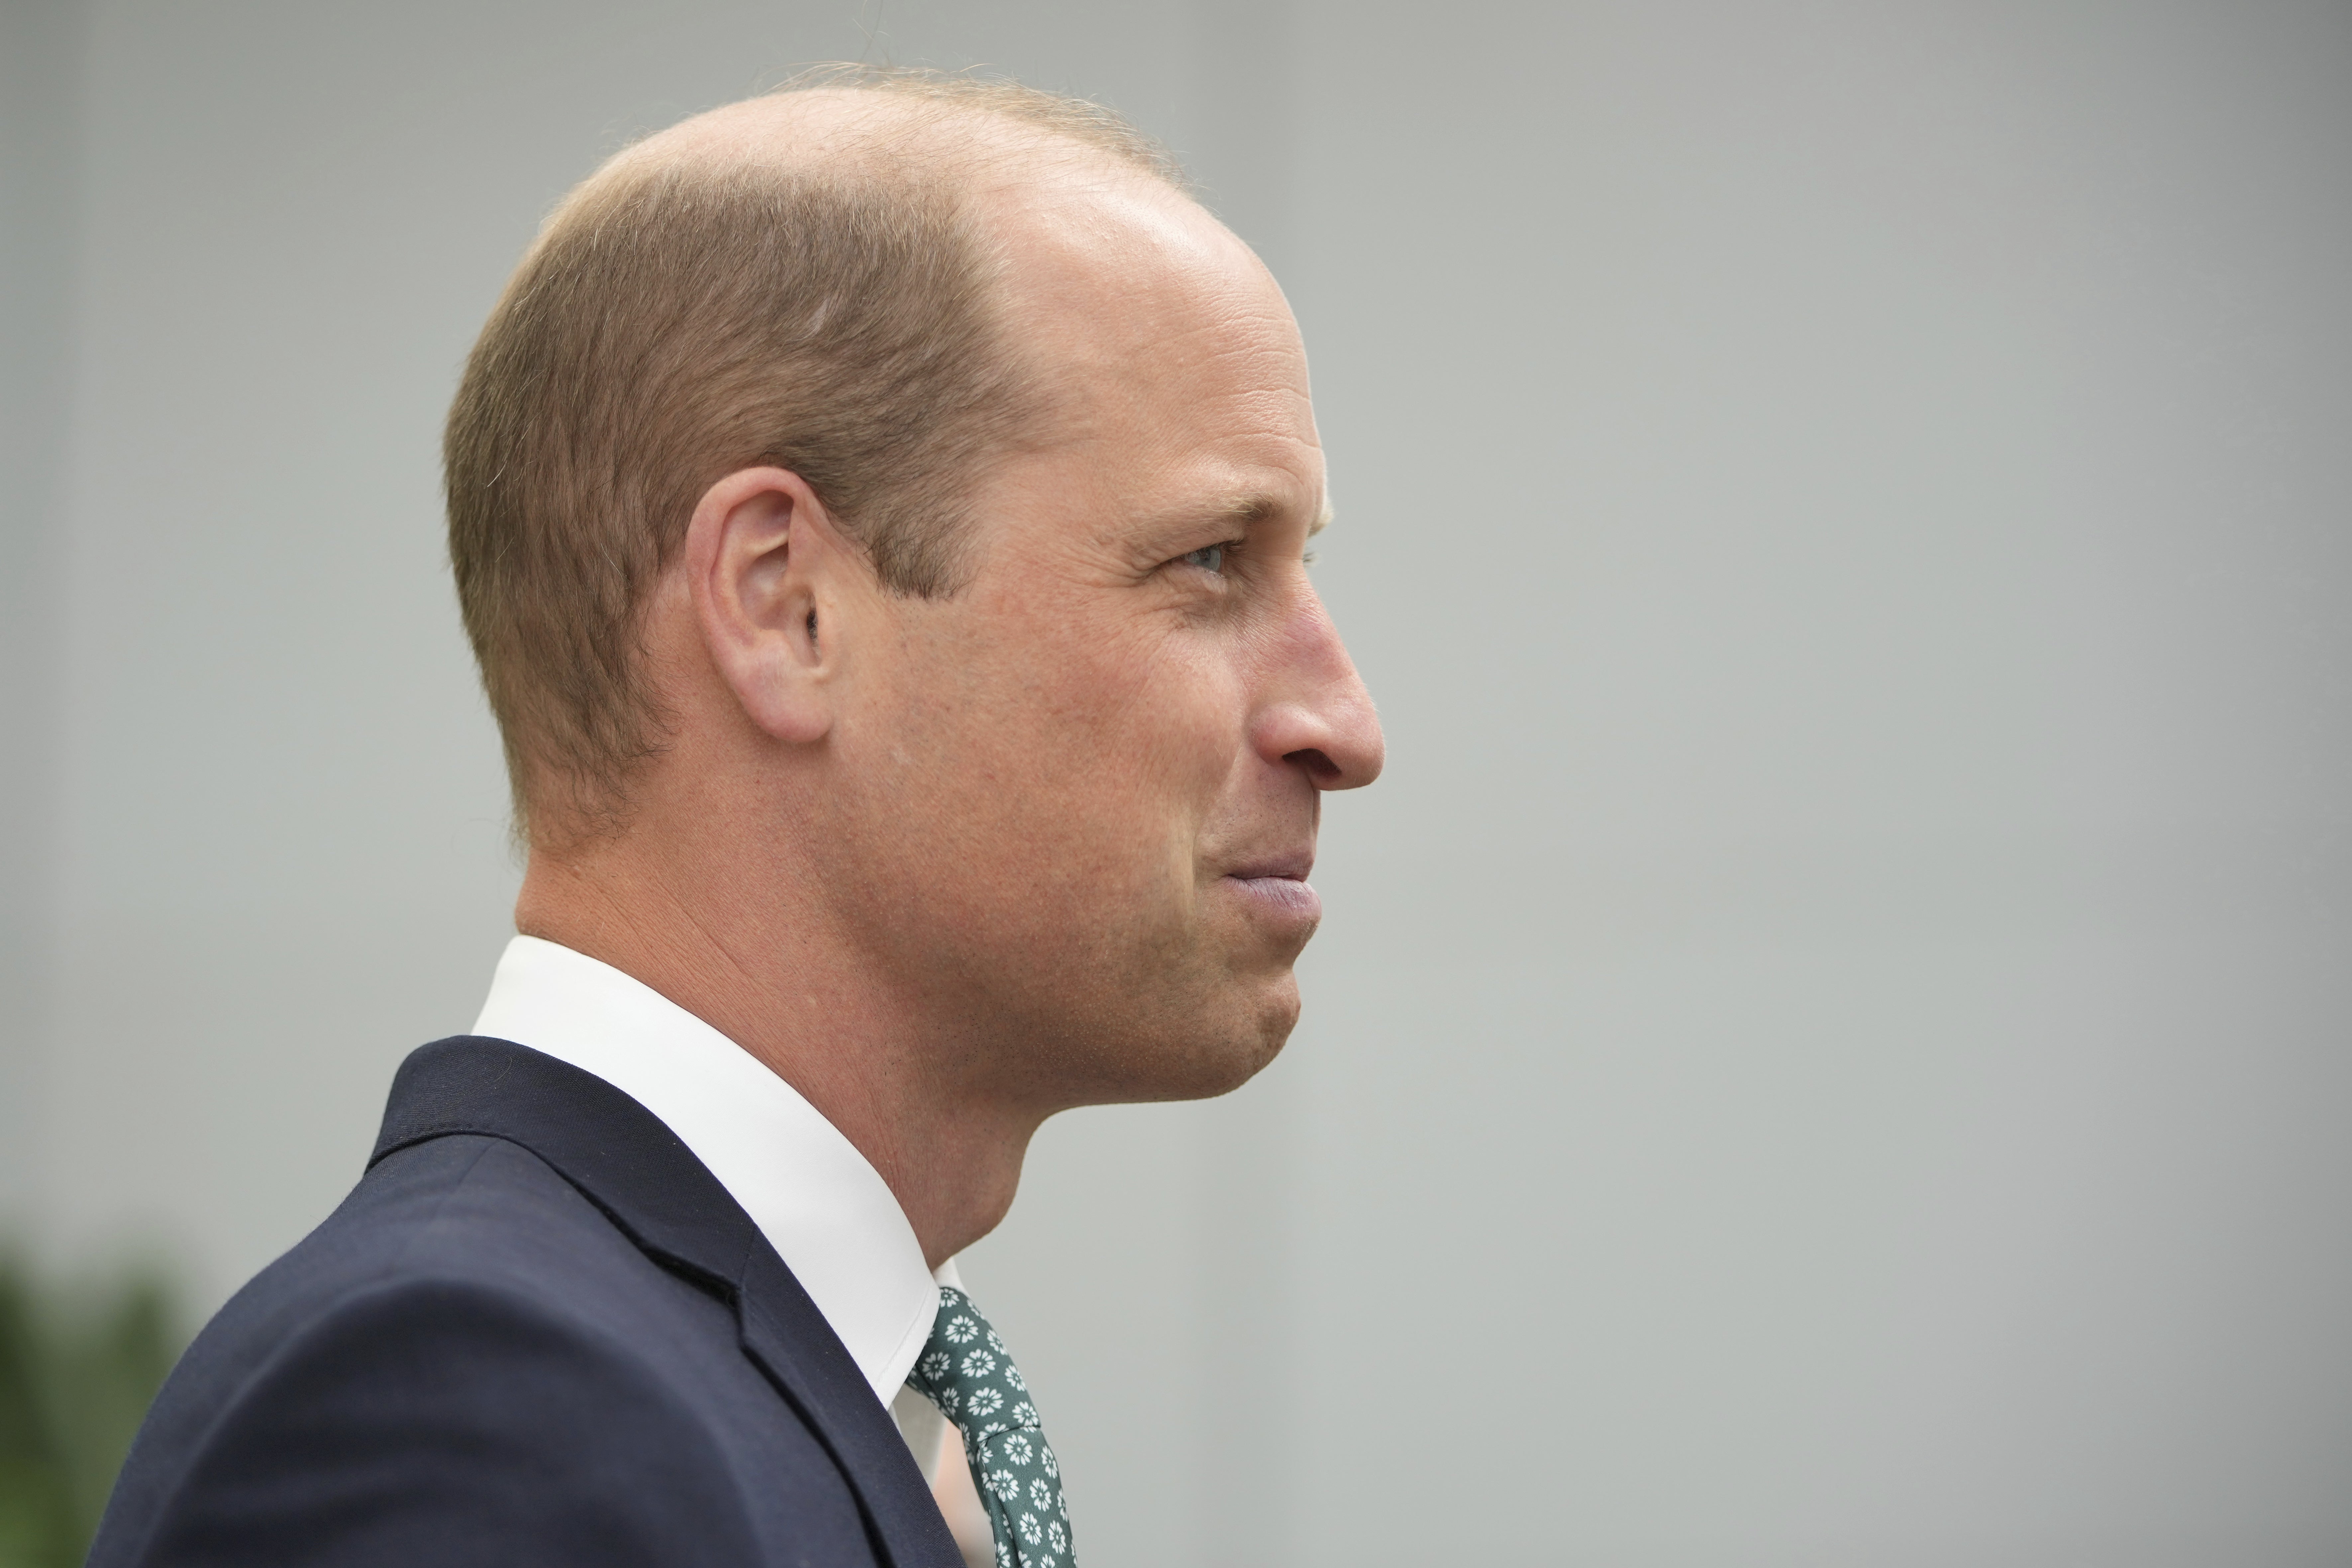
[1285,747,1338,783]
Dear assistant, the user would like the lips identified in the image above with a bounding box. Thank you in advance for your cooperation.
[1219,850,1321,927]
[1221,849,1314,883]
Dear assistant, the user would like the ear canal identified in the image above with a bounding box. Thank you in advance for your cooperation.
[806,608,819,655]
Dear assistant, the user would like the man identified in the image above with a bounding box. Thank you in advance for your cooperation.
[90,66,1381,1568]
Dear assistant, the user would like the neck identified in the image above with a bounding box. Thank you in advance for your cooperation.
[513,834,1043,1270]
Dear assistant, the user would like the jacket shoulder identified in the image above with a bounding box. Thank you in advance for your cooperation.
[93,1134,879,1568]
[93,1269,762,1568]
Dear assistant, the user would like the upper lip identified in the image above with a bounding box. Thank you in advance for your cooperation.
[1223,849,1314,881]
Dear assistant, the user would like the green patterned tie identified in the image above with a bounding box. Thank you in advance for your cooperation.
[905,1287,1074,1568]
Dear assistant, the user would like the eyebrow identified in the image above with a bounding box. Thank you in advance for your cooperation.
[1200,493,1332,536]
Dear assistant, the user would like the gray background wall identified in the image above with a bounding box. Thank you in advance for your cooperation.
[4,2,2348,1564]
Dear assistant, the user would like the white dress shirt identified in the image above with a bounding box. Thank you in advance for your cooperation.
[469,935,956,1415]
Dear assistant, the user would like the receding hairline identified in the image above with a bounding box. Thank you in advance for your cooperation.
[580,71,1190,218]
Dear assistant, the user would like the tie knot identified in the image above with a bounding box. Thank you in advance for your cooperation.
[911,1288,1037,1438]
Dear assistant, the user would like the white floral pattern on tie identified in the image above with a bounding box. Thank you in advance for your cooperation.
[905,1287,1074,1568]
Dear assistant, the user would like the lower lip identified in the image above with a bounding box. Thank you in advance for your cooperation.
[1225,876,1322,925]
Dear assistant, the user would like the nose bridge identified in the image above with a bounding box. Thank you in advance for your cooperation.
[1260,576,1384,788]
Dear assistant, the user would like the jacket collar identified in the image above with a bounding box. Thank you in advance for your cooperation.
[468,935,943,1406]
[372,1035,963,1568]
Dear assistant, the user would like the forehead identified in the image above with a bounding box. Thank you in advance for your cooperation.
[984,171,1319,499]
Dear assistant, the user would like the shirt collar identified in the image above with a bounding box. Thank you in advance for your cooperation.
[470,934,943,1407]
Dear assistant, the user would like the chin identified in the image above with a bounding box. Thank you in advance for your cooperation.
[1138,971,1301,1103]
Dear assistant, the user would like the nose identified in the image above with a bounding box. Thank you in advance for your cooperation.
[1251,587,1385,791]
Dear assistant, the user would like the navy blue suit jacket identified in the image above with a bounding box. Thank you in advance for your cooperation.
[89,1036,967,1568]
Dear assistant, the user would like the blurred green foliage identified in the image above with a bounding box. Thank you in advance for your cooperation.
[0,1255,182,1568]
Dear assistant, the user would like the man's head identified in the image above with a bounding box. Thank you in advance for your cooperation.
[448,72,1175,836]
[447,70,1382,1121]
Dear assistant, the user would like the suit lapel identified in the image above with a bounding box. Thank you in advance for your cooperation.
[373,1036,963,1568]
[730,1248,973,1568]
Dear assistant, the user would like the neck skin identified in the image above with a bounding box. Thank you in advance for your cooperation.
[514,821,1042,1274]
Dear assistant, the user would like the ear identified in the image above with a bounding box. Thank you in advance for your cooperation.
[684,466,861,745]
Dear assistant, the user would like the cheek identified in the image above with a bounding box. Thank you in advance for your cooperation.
[933,621,1243,900]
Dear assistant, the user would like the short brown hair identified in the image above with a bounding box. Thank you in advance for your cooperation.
[445,67,1182,842]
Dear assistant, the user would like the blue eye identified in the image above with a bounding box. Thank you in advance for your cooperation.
[1179,543,1225,573]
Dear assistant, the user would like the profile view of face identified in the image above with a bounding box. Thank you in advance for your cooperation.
[822,168,1384,1110]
